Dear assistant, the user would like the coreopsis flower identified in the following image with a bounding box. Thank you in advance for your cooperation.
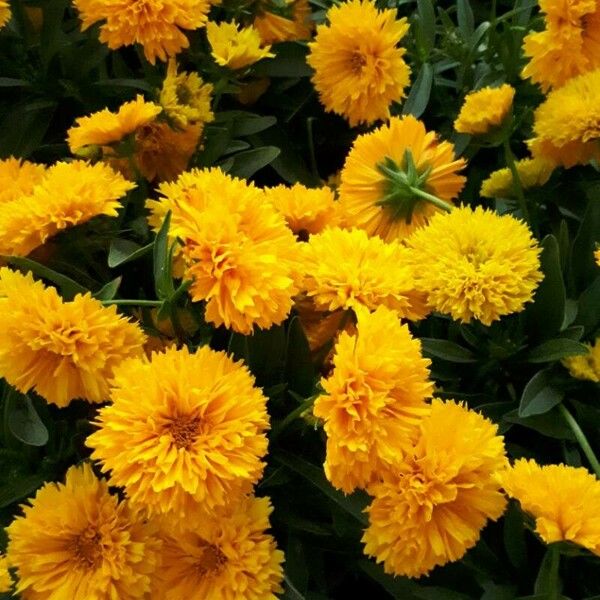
[147,168,300,334]
[160,59,214,128]
[407,206,543,325]
[0,268,146,407]
[0,555,11,594]
[294,295,346,352]
[454,84,515,135]
[338,116,467,241]
[563,337,600,382]
[528,69,600,167]
[87,345,270,517]
[0,161,134,257]
[481,157,554,198]
[522,0,600,91]
[307,0,411,126]
[301,227,429,321]
[363,400,508,578]
[596,247,600,266]
[0,0,10,28]
[0,157,46,203]
[264,183,338,237]
[67,95,162,153]
[501,459,600,556]
[313,306,433,493]
[153,496,284,599]
[74,0,211,64]
[207,21,274,70]
[6,464,161,600]
[254,0,313,44]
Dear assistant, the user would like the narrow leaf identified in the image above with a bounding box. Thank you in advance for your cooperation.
[402,63,434,118]
[519,370,564,417]
[108,240,153,268]
[6,391,49,447]
[153,212,175,300]
[421,338,478,363]
[526,339,589,363]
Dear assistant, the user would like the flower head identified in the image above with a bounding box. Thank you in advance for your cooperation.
[6,464,161,600]
[207,21,274,70]
[314,306,433,493]
[522,0,600,91]
[301,227,429,320]
[0,555,12,594]
[501,459,600,555]
[562,337,600,382]
[160,60,214,128]
[363,400,508,578]
[307,0,410,126]
[147,168,300,334]
[408,206,543,325]
[254,0,313,44]
[481,157,554,198]
[153,496,284,599]
[0,0,10,28]
[264,183,338,237]
[338,116,466,241]
[68,95,162,153]
[87,345,270,517]
[0,157,46,203]
[454,84,515,135]
[0,268,146,407]
[528,69,600,167]
[74,0,211,64]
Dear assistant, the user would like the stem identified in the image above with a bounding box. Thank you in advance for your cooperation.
[548,546,561,600]
[271,395,317,441]
[503,138,532,226]
[102,299,163,307]
[559,403,600,478]
[410,186,454,212]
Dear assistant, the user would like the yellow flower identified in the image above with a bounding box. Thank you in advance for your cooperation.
[522,0,600,91]
[501,459,600,555]
[0,268,145,407]
[0,555,11,594]
[314,306,433,493]
[338,116,467,241]
[254,0,313,44]
[153,496,284,599]
[528,68,600,167]
[147,168,300,334]
[74,0,211,64]
[454,84,515,135]
[307,0,411,126]
[0,0,10,28]
[563,337,600,382]
[7,464,160,599]
[264,183,338,237]
[301,227,429,321]
[132,121,202,182]
[480,157,554,198]
[0,160,134,257]
[68,95,162,153]
[87,345,270,517]
[408,206,543,325]
[160,59,214,128]
[363,400,508,578]
[294,295,346,352]
[0,157,46,203]
[596,247,600,266]
[207,21,274,70]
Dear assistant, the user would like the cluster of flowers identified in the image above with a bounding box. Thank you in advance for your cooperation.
[0,0,599,597]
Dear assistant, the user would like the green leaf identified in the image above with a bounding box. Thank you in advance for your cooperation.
[402,63,434,119]
[6,391,49,447]
[0,78,31,88]
[231,116,277,137]
[108,240,153,268]
[503,501,527,570]
[274,451,369,526]
[526,235,566,341]
[0,473,49,508]
[358,560,423,600]
[251,43,313,78]
[4,256,87,300]
[574,276,600,334]
[196,126,232,167]
[420,338,478,363]
[285,317,316,397]
[534,548,561,596]
[416,0,436,57]
[93,277,122,301]
[519,369,564,417]
[93,79,154,93]
[572,195,600,293]
[153,212,175,300]
[227,146,281,179]
[526,339,589,363]
[504,407,575,440]
[457,0,475,39]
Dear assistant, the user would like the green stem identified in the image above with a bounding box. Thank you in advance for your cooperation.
[271,395,317,441]
[560,403,600,478]
[548,546,561,600]
[102,299,163,307]
[502,138,532,226]
[410,186,454,212]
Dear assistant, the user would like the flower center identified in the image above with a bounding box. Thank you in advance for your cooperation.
[176,83,193,106]
[195,542,227,576]
[350,51,367,74]
[72,529,102,569]
[169,415,201,449]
